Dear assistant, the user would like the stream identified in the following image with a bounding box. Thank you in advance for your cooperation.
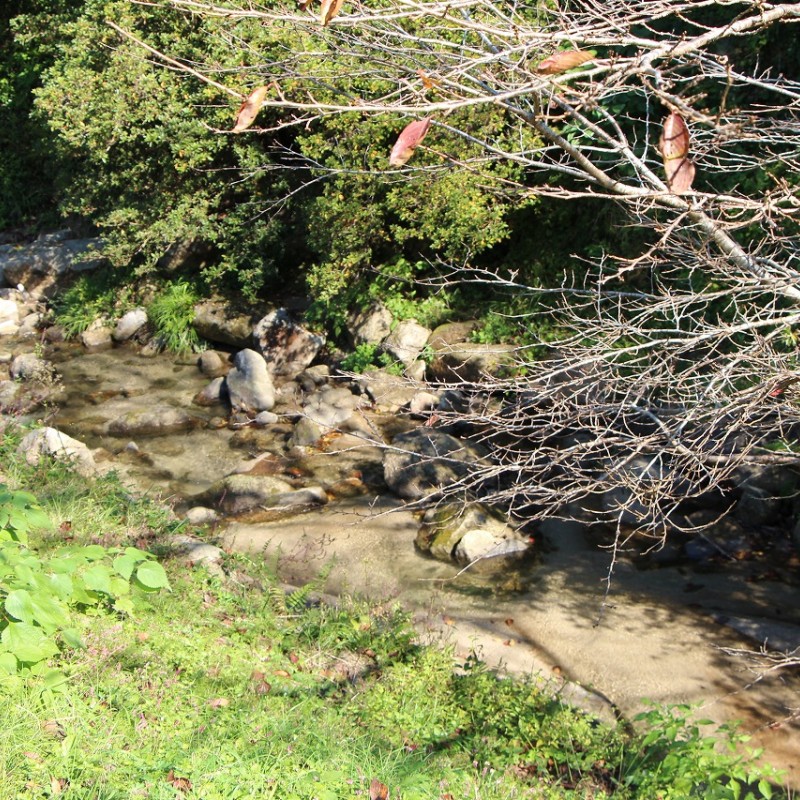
[26,341,800,787]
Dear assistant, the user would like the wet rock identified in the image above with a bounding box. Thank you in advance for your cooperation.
[253,410,279,427]
[428,320,480,349]
[1,237,104,298]
[304,385,366,430]
[17,312,42,338]
[454,529,530,571]
[195,474,326,516]
[225,349,275,413]
[297,364,330,392]
[17,427,97,477]
[254,308,325,378]
[409,390,440,416]
[683,515,752,563]
[112,308,148,342]
[731,464,798,526]
[197,349,230,378]
[291,417,323,447]
[193,301,258,348]
[105,406,199,437]
[382,319,431,367]
[383,428,488,500]
[81,323,113,352]
[0,298,20,336]
[10,353,57,382]
[347,302,393,346]
[428,342,517,382]
[193,376,226,407]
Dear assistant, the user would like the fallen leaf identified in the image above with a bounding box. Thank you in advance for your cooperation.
[166,770,193,793]
[232,85,269,133]
[369,778,389,800]
[251,670,266,681]
[23,752,43,763]
[536,49,594,75]
[288,652,299,664]
[659,112,695,194]
[59,520,72,533]
[389,118,431,167]
[442,614,455,626]
[504,618,514,626]
[320,0,344,26]
[417,69,441,90]
[208,697,230,708]
[42,720,66,739]
[274,669,291,678]
[254,680,272,695]
[50,778,69,796]
[502,639,517,646]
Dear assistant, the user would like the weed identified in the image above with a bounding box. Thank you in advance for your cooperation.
[146,281,204,354]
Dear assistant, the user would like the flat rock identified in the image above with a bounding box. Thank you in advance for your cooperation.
[105,406,199,437]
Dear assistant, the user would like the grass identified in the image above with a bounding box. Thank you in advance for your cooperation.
[0,426,789,799]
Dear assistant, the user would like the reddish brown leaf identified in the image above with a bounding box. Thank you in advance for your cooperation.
[288,652,299,664]
[320,0,345,26]
[232,85,269,133]
[536,50,594,75]
[50,778,69,796]
[208,697,230,708]
[417,69,441,90]
[659,112,695,194]
[166,770,193,793]
[274,669,291,678]
[369,778,389,800]
[389,118,431,167]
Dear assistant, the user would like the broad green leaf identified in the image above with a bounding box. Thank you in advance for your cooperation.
[47,573,74,601]
[80,545,109,561]
[82,564,112,594]
[42,669,69,691]
[113,597,135,615]
[135,560,169,590]
[0,651,17,674]
[5,588,35,624]
[1,622,59,664]
[113,553,138,581]
[61,628,85,649]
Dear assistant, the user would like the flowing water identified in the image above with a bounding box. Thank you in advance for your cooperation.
[37,342,800,786]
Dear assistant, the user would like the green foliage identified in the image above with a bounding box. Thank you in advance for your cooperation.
[0,484,170,676]
[52,267,133,337]
[146,280,204,354]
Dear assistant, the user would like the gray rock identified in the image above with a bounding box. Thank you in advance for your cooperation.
[0,238,104,298]
[17,312,42,338]
[382,319,431,367]
[17,427,97,477]
[169,533,224,566]
[454,529,530,571]
[81,323,113,352]
[105,406,199,437]
[193,301,258,348]
[409,391,440,416]
[428,342,517,382]
[0,298,20,336]
[297,364,330,392]
[304,385,364,429]
[254,308,325,378]
[225,349,275,413]
[253,410,280,427]
[10,353,56,382]
[184,506,220,525]
[428,321,480,349]
[197,349,230,378]
[195,474,326,516]
[193,376,226,407]
[291,417,323,447]
[112,308,148,342]
[383,428,487,500]
[347,302,393,346]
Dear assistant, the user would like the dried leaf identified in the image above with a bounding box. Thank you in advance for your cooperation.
[232,85,269,133]
[208,697,230,708]
[659,112,695,194]
[536,50,594,75]
[416,69,441,90]
[274,669,291,678]
[42,720,66,739]
[166,770,193,793]
[50,778,69,796]
[369,778,389,800]
[389,118,431,167]
[320,0,345,26]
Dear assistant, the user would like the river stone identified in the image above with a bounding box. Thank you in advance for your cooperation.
[105,406,199,437]
[193,301,258,348]
[428,342,517,382]
[454,529,530,571]
[347,302,393,346]
[304,385,365,430]
[169,533,224,567]
[382,319,431,367]
[225,348,275,413]
[17,312,42,338]
[0,298,20,336]
[428,320,480,349]
[253,410,280,427]
[291,417,323,447]
[0,237,104,298]
[0,380,20,410]
[10,353,56,382]
[197,349,230,378]
[254,308,325,378]
[193,376,226,407]
[184,506,220,525]
[81,322,113,352]
[113,307,148,342]
[17,427,97,477]
[297,364,330,392]
[383,428,487,500]
[196,474,326,516]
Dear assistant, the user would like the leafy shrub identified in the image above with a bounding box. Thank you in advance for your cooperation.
[146,281,204,354]
[0,484,169,676]
[52,267,132,337]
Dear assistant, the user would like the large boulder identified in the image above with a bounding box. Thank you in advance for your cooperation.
[382,319,431,367]
[254,308,325,378]
[193,301,258,349]
[303,385,366,430]
[0,236,104,298]
[383,428,487,500]
[10,353,57,383]
[112,308,148,342]
[347,302,393,346]
[428,342,517,382]
[225,349,275,413]
[0,298,20,336]
[17,427,97,477]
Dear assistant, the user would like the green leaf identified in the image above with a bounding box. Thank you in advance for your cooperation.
[1,622,59,664]
[135,560,169,590]
[80,545,109,561]
[0,651,18,674]
[113,596,135,615]
[82,564,112,594]
[61,628,85,649]
[42,668,69,691]
[113,553,138,581]
[5,588,35,624]
[758,780,773,799]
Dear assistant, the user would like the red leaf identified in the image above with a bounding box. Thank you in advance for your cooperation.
[320,0,345,25]
[536,50,594,75]
[369,778,389,800]
[389,118,431,167]
[659,112,695,194]
[232,85,269,133]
